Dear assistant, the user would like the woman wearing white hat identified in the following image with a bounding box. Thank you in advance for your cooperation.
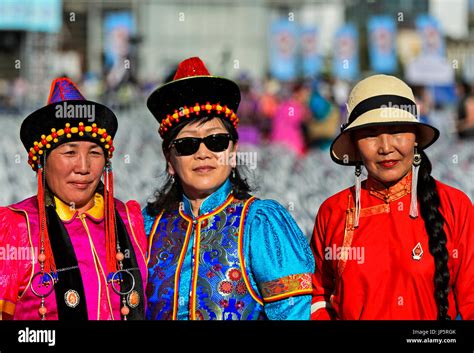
[311,75,474,320]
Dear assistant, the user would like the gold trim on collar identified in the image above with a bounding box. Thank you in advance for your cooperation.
[54,193,104,222]
[367,171,412,203]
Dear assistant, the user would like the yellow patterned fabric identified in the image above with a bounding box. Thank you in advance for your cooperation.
[0,299,16,319]
[260,273,312,302]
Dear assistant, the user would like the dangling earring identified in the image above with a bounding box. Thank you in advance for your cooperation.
[232,169,236,179]
[410,146,421,218]
[354,163,362,228]
[170,175,175,184]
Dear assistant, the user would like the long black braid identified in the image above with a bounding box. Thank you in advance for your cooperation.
[417,150,451,320]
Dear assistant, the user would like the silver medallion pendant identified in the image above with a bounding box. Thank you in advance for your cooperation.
[127,290,140,308]
[412,242,423,261]
[64,289,80,308]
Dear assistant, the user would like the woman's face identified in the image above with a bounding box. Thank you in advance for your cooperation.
[167,118,237,200]
[353,125,417,186]
[45,141,105,212]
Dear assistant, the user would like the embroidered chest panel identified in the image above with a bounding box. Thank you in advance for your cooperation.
[146,197,265,320]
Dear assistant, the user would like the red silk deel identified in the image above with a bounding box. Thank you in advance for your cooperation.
[311,173,474,320]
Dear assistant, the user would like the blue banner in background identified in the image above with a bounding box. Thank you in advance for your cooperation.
[407,14,454,103]
[301,25,322,79]
[269,19,298,81]
[332,24,359,81]
[103,11,135,70]
[368,16,397,74]
[0,0,62,33]
[431,85,457,106]
[416,14,445,57]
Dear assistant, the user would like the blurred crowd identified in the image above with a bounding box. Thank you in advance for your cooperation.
[2,71,474,157]
[1,71,474,237]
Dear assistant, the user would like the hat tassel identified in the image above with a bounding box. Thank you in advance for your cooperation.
[37,165,56,274]
[354,164,362,228]
[103,163,117,274]
[410,147,421,219]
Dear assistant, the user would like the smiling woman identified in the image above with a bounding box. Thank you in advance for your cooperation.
[352,125,417,185]
[0,78,147,321]
[311,75,474,321]
[45,141,106,214]
[166,118,235,205]
[144,57,314,320]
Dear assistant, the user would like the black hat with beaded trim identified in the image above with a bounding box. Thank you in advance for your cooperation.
[20,77,118,171]
[19,77,122,293]
[146,57,241,139]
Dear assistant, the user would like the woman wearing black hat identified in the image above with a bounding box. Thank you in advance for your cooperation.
[311,75,474,320]
[0,78,147,320]
[144,57,314,320]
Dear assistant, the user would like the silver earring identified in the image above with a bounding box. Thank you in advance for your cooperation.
[410,146,421,218]
[354,163,362,228]
[232,169,236,179]
[413,147,421,166]
[170,175,175,184]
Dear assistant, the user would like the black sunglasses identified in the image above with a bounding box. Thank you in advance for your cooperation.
[169,133,233,156]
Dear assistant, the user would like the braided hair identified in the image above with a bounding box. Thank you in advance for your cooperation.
[417,150,450,320]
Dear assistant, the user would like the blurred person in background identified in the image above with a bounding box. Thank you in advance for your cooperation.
[412,85,433,125]
[311,75,474,320]
[258,76,280,143]
[234,72,261,146]
[456,80,474,139]
[11,77,29,113]
[303,79,340,151]
[270,80,312,157]
[0,79,12,113]
[144,57,313,320]
[0,78,147,320]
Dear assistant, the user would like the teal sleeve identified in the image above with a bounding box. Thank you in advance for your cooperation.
[142,207,156,237]
[243,199,314,320]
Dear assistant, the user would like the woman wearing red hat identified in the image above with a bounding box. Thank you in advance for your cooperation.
[0,78,147,320]
[311,75,474,320]
[144,57,314,320]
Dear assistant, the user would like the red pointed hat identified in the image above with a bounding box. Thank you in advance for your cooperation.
[20,77,118,171]
[147,57,241,138]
